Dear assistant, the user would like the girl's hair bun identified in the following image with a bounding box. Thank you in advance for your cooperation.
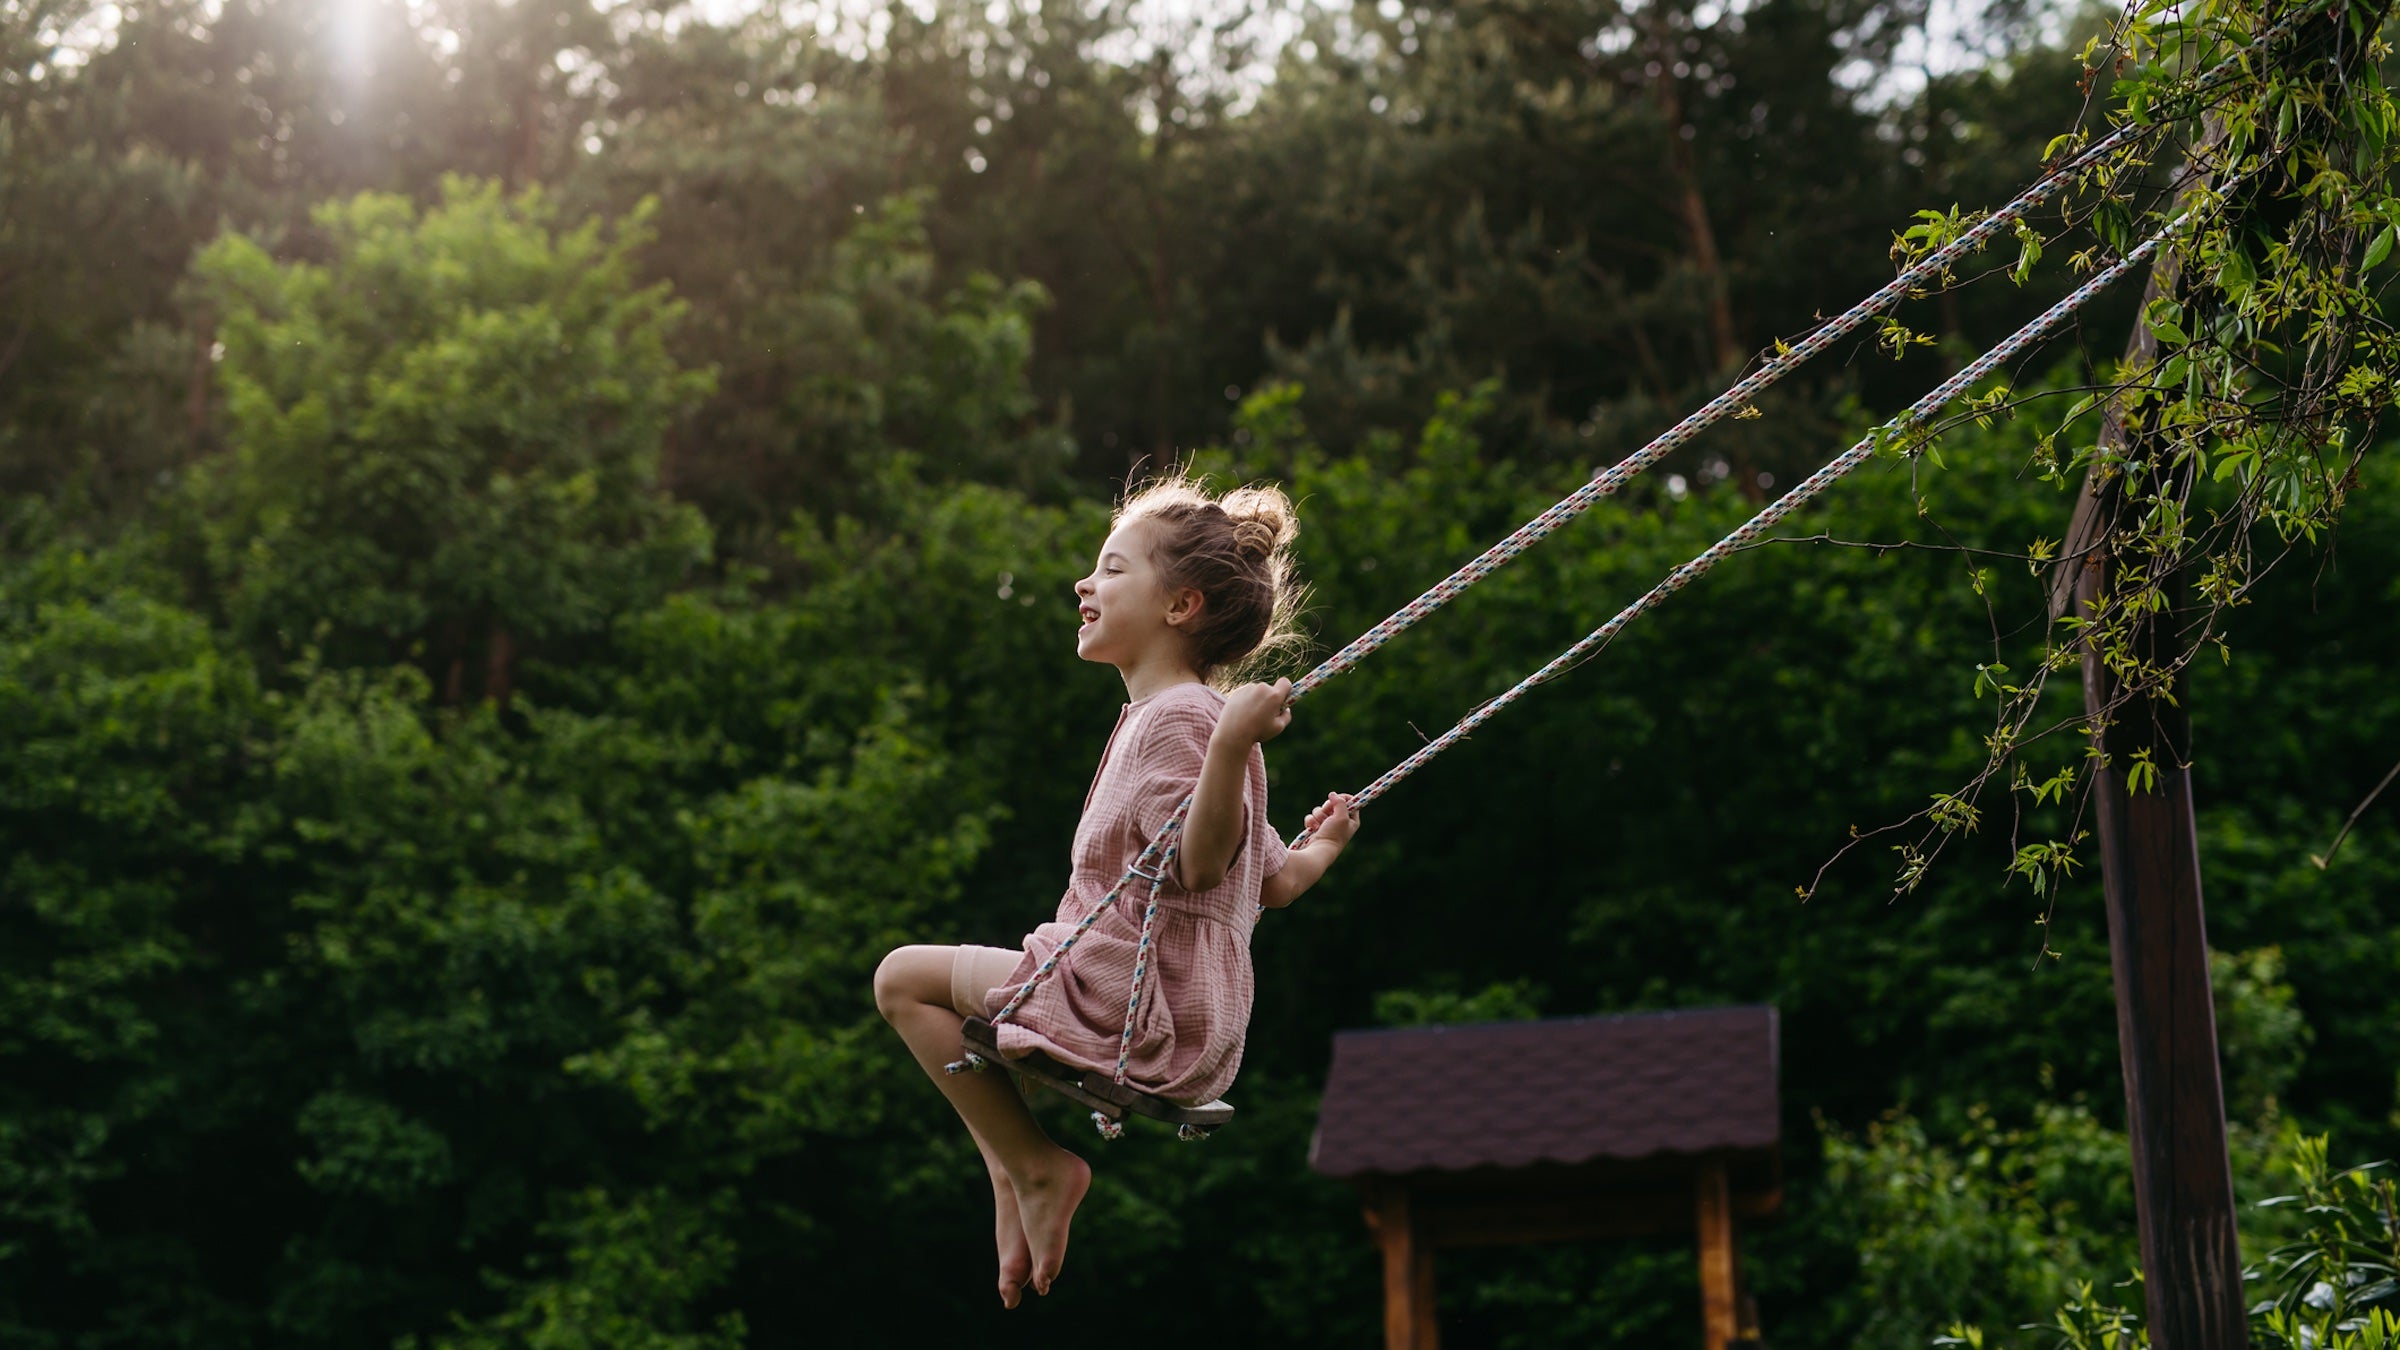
[1229,518,1277,562]
[1218,485,1298,562]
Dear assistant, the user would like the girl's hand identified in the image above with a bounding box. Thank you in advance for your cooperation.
[1302,792,1362,849]
[1214,678,1294,748]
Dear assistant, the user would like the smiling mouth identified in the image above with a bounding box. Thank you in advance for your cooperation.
[1078,606,1099,628]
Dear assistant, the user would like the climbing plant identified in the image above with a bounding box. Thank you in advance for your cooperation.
[1821,0,2400,910]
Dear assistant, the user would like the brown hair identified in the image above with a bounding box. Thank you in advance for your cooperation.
[1116,471,1308,686]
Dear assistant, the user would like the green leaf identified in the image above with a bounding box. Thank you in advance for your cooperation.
[2219,244,2257,300]
[2365,226,2394,271]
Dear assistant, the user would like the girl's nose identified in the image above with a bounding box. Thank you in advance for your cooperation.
[1074,575,1095,598]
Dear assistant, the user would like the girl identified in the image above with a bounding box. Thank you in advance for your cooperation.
[873,474,1363,1307]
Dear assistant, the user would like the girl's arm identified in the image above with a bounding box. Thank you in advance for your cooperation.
[1177,680,1292,892]
[1259,793,1362,909]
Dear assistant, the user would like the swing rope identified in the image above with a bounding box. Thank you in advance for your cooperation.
[960,6,2305,1118]
[1283,1,2305,703]
[1311,220,2184,829]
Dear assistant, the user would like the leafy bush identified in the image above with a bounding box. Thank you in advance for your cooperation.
[1988,1138,2400,1350]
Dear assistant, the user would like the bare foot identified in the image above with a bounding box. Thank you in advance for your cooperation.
[991,1176,1032,1309]
[1012,1148,1093,1296]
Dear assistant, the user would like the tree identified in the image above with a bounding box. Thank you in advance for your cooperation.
[190,178,712,700]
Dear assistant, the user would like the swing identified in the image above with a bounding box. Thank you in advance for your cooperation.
[954,1016,1236,1140]
[947,8,2302,1140]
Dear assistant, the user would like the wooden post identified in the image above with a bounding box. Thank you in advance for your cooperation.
[2048,138,2244,1347]
[2070,544,2246,1347]
[1373,1184,1439,1350]
[1695,1159,1738,1350]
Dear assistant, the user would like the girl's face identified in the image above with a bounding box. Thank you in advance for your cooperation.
[1074,519,1198,670]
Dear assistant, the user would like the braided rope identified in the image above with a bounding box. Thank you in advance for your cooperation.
[989,794,1188,1026]
[1307,226,2175,829]
[1282,2,2307,705]
[1115,830,1182,1084]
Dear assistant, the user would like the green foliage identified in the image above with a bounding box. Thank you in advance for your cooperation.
[7,342,2400,1347]
[2248,1142,2400,1350]
[1373,978,1547,1027]
[413,1188,746,1350]
[574,147,1076,546]
[2215,946,2315,1122]
[1822,1097,2324,1349]
[191,178,713,688]
[1989,1139,2400,1350]
[0,487,1011,1341]
[1820,943,2326,1347]
[0,0,476,522]
[1827,1099,2135,1346]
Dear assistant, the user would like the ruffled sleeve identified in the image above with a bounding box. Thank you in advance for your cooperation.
[1257,819,1289,878]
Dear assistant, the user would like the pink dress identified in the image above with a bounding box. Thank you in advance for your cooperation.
[981,683,1286,1105]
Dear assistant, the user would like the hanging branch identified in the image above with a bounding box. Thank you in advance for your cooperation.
[2314,756,2400,867]
[1834,0,2400,906]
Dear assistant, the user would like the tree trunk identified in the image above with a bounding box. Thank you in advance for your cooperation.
[485,625,515,705]
[1144,181,1178,470]
[1644,30,1740,376]
[509,63,543,191]
[185,316,215,443]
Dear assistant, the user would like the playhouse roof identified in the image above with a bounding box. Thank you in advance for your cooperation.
[1309,1005,1781,1180]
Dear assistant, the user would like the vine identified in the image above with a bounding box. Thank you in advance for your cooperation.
[1796,0,2400,925]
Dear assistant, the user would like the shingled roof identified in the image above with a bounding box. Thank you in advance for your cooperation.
[1310,1005,1780,1179]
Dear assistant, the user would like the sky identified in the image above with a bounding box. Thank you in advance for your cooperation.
[36,0,2073,110]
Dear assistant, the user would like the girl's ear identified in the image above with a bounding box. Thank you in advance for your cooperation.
[1163,586,1206,627]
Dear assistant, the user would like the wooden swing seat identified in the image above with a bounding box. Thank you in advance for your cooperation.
[959,1016,1236,1133]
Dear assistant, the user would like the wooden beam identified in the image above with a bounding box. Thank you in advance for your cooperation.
[1413,1184,1781,1249]
[1374,1184,1439,1350]
[1696,1160,1737,1350]
[1422,1190,1683,1248]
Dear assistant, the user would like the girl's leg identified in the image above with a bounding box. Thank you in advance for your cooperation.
[873,944,1032,1304]
[874,945,1091,1297]
[941,953,1034,1303]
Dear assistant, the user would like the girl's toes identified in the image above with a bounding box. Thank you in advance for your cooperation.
[998,1242,1031,1309]
[994,1179,1032,1310]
